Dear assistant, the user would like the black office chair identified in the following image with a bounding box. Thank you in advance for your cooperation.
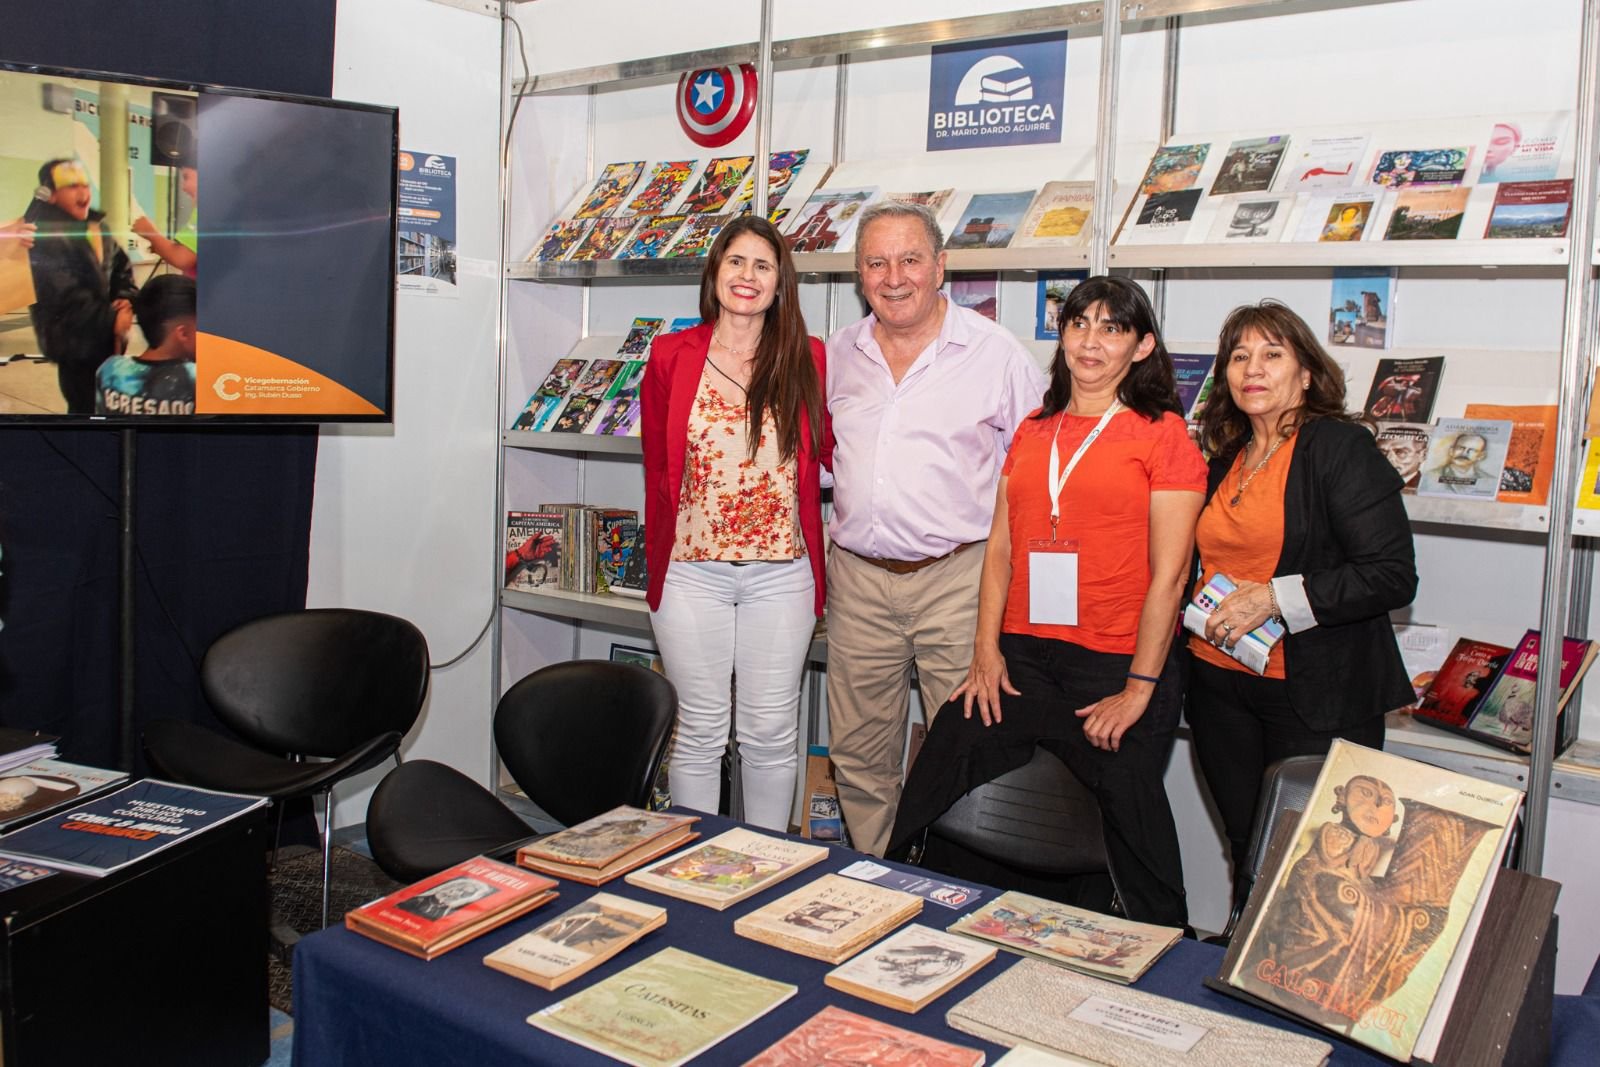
[918,745,1109,883]
[143,608,429,928]
[365,660,677,884]
[1216,753,1325,941]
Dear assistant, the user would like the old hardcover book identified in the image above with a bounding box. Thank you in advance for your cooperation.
[0,758,129,833]
[745,1004,985,1066]
[733,872,921,963]
[1224,740,1522,1061]
[483,891,666,990]
[1417,417,1513,500]
[1412,638,1513,731]
[825,922,997,1013]
[1463,402,1558,505]
[950,958,1332,1066]
[624,827,827,910]
[1363,356,1442,423]
[345,856,558,961]
[527,946,795,1067]
[1467,629,1597,752]
[517,806,699,884]
[946,890,1180,984]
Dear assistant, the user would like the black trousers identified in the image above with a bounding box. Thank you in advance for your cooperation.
[1185,655,1385,901]
[889,632,1189,928]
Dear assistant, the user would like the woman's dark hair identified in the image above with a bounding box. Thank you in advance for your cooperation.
[1036,275,1182,422]
[133,273,196,349]
[1197,300,1352,458]
[698,214,821,463]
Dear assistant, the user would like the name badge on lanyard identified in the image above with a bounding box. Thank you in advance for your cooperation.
[1028,400,1121,626]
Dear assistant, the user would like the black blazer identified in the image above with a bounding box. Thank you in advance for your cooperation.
[1202,418,1418,730]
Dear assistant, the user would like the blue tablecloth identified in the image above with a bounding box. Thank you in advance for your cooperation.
[293,813,1600,1065]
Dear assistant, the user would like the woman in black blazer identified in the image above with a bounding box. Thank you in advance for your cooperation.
[1185,301,1417,916]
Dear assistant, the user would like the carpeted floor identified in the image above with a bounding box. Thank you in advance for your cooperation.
[267,844,402,1014]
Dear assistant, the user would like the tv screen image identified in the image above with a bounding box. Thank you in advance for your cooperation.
[0,63,396,423]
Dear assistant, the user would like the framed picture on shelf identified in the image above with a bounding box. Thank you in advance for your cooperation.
[610,644,664,673]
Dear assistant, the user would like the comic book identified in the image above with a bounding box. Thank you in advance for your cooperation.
[505,512,564,591]
[729,149,809,213]
[589,360,647,437]
[551,360,626,433]
[662,214,733,258]
[510,358,586,430]
[530,219,591,262]
[573,161,646,219]
[615,215,688,260]
[616,317,666,357]
[594,510,641,593]
[677,156,754,215]
[567,217,640,261]
[624,160,697,217]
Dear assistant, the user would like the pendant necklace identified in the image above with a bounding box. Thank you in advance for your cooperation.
[1230,434,1288,507]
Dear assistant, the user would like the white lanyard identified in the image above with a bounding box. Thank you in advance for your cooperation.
[1046,399,1122,538]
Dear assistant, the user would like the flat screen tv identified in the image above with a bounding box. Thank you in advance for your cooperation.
[0,61,396,422]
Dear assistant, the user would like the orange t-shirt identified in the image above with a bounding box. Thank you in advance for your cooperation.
[1001,407,1207,654]
[1188,434,1298,679]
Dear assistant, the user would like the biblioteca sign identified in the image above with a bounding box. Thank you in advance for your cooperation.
[926,31,1067,152]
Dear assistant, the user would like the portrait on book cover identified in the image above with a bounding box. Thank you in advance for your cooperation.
[395,875,495,921]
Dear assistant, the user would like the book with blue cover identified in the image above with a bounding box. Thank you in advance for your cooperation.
[0,779,266,877]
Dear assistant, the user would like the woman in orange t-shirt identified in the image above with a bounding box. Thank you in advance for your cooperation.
[888,277,1206,928]
[1187,302,1416,924]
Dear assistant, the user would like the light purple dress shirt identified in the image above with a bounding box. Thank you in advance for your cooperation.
[826,297,1049,561]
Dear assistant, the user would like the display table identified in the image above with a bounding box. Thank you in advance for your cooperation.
[0,801,269,1066]
[293,812,1600,1066]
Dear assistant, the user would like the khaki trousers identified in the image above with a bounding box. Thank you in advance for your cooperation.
[824,542,983,856]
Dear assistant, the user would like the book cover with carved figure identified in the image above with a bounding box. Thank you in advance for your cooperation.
[574,161,646,219]
[530,219,591,262]
[527,946,795,1067]
[1225,740,1522,1062]
[1208,194,1293,243]
[617,215,689,260]
[519,806,699,882]
[483,892,667,990]
[663,213,733,258]
[1412,638,1513,730]
[1137,142,1210,196]
[1384,186,1470,240]
[947,889,1181,984]
[1417,417,1512,500]
[786,187,879,253]
[1368,147,1473,188]
[1479,118,1565,184]
[1117,189,1202,245]
[1012,181,1095,247]
[733,873,922,963]
[1209,135,1289,196]
[510,358,586,431]
[589,360,648,438]
[825,923,997,1013]
[747,1005,986,1067]
[567,216,640,261]
[0,758,129,833]
[1463,403,1558,505]
[505,512,564,591]
[1484,179,1572,238]
[624,827,827,910]
[951,958,1333,1067]
[1467,629,1597,752]
[624,160,698,217]
[677,155,755,216]
[345,856,558,960]
[1363,356,1441,423]
[1279,134,1369,191]
[1374,423,1432,493]
[730,149,809,213]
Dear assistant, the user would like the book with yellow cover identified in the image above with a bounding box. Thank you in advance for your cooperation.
[483,891,665,990]
[624,827,826,911]
[517,806,699,885]
[527,946,795,1067]
[733,873,921,963]
[947,890,1180,984]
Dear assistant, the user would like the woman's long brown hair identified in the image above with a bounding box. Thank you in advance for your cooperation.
[698,215,821,462]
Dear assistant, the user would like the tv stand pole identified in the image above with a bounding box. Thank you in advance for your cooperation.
[119,427,136,771]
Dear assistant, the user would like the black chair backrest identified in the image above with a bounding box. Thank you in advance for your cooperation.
[1245,754,1326,881]
[929,745,1108,877]
[201,608,430,758]
[494,660,677,828]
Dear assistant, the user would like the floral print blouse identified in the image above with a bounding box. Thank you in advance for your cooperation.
[673,365,802,561]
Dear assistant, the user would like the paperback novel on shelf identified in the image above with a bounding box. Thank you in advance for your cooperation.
[747,1005,985,1067]
[1467,629,1597,752]
[1463,403,1558,505]
[1209,135,1289,196]
[1411,637,1513,730]
[0,758,130,833]
[1417,417,1513,500]
[945,190,1036,250]
[617,215,688,259]
[1138,142,1210,195]
[574,161,646,219]
[947,889,1181,984]
[531,219,591,262]
[624,826,827,910]
[346,856,558,961]
[663,214,732,258]
[1328,268,1393,349]
[1363,356,1442,423]
[1484,179,1572,239]
[786,187,877,253]
[517,806,699,884]
[1119,189,1202,244]
[0,780,266,877]
[733,872,922,963]
[527,946,795,1067]
[624,160,697,217]
[824,923,997,1013]
[1279,133,1368,190]
[505,512,564,591]
[1012,180,1095,247]
[1385,186,1470,240]
[1208,193,1293,243]
[1374,422,1431,492]
[1369,146,1473,188]
[678,155,754,215]
[1480,118,1564,184]
[1295,191,1378,242]
[568,217,640,261]
[1224,740,1521,1062]
[483,892,667,990]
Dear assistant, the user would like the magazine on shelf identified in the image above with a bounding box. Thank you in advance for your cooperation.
[1363,356,1442,423]
[1207,193,1293,243]
[1208,135,1289,196]
[824,923,997,1014]
[748,1005,985,1066]
[1462,403,1558,505]
[624,827,827,910]
[1278,133,1368,191]
[483,892,667,990]
[346,856,558,961]
[1373,422,1432,492]
[945,190,1037,250]
[1411,637,1513,731]
[1012,180,1096,247]
[1479,117,1565,184]
[1484,179,1572,239]
[505,512,564,591]
[1368,146,1473,188]
[1466,629,1597,752]
[0,759,130,833]
[0,779,266,877]
[573,161,646,219]
[1417,417,1513,500]
[517,806,699,884]
[1385,186,1470,240]
[1137,142,1211,195]
[1182,573,1284,676]
[947,889,1181,984]
[677,155,754,215]
[623,160,698,217]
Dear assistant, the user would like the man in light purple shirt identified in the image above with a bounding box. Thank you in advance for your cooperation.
[825,201,1047,855]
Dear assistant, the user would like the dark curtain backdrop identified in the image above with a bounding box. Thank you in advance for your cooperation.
[0,1,338,770]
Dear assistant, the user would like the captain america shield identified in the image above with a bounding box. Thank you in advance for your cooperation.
[676,64,757,148]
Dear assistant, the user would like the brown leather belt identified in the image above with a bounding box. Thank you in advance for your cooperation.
[842,541,978,576]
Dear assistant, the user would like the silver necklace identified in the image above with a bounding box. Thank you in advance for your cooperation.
[1230,434,1288,507]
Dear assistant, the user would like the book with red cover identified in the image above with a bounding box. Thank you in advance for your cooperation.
[1412,638,1513,731]
[345,856,557,960]
[1466,629,1597,754]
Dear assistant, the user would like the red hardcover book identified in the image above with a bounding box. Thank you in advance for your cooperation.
[345,856,557,960]
[1412,638,1513,730]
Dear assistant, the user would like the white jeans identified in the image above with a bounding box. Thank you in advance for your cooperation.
[650,558,815,830]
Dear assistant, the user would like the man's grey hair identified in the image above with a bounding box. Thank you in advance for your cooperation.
[853,200,944,261]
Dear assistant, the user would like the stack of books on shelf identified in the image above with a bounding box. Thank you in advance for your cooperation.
[504,505,645,598]
[732,872,922,963]
[345,856,558,960]
[1410,629,1596,754]
[484,892,667,991]
[515,806,699,884]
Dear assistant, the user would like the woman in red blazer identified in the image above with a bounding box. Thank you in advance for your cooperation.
[640,215,830,830]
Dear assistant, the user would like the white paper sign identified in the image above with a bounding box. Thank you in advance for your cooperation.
[1067,995,1209,1054]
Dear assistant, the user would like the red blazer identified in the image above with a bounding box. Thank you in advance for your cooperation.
[640,322,831,616]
